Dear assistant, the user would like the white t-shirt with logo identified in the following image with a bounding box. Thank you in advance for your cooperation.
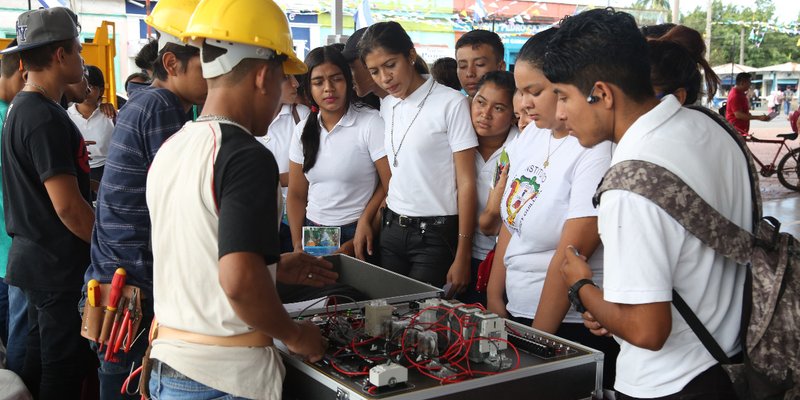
[500,125,611,321]
[289,105,386,226]
[473,127,519,260]
[380,77,478,216]
[600,95,750,398]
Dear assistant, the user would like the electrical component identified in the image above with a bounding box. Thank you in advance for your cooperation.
[416,330,438,357]
[369,363,408,387]
[418,298,443,325]
[365,301,394,337]
[468,312,508,362]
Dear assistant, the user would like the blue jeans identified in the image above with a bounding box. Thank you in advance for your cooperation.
[149,360,249,400]
[80,293,154,400]
[6,284,28,374]
[0,279,8,346]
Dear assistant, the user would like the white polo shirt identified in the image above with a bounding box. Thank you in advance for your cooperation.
[381,77,478,216]
[258,104,310,176]
[473,127,519,260]
[67,104,114,169]
[500,125,611,321]
[289,105,386,226]
[600,95,750,398]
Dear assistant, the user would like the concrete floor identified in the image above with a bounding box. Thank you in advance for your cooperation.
[763,197,800,236]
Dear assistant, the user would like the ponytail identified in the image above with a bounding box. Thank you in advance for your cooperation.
[300,110,322,173]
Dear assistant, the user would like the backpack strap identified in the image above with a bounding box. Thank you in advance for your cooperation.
[687,105,762,231]
[672,290,732,364]
[594,159,753,264]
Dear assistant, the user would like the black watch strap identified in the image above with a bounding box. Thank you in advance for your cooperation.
[568,278,597,313]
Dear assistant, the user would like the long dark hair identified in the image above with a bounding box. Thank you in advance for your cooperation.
[647,25,720,104]
[300,45,355,172]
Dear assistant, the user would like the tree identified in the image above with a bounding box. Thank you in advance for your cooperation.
[682,0,800,68]
[632,0,671,11]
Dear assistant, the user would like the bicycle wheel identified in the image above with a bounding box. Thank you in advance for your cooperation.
[777,148,800,191]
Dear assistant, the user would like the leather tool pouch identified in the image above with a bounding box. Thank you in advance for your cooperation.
[81,284,143,344]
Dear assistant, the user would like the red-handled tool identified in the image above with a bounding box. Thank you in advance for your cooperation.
[107,268,127,312]
[100,268,126,353]
[113,289,137,355]
[105,297,126,361]
[124,289,138,352]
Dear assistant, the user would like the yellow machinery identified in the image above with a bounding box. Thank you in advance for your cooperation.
[0,21,117,108]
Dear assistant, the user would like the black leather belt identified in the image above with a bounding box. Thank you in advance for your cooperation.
[152,359,186,379]
[384,208,456,229]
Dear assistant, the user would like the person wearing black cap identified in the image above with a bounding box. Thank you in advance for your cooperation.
[342,27,388,100]
[0,7,94,399]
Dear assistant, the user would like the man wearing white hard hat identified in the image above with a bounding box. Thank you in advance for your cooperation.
[145,0,331,398]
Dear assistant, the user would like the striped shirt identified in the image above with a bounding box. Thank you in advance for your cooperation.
[83,87,188,295]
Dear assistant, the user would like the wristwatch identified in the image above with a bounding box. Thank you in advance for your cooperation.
[568,279,597,313]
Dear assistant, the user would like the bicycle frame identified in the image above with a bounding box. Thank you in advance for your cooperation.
[746,136,791,169]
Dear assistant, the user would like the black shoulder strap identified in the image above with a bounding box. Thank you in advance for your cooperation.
[672,290,732,364]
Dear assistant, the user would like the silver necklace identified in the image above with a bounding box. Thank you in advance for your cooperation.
[196,114,252,135]
[543,132,568,168]
[24,82,56,103]
[390,80,436,167]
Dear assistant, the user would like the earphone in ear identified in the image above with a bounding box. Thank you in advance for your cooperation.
[586,86,600,104]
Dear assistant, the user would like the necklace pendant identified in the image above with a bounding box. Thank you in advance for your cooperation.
[543,160,550,168]
[393,158,399,168]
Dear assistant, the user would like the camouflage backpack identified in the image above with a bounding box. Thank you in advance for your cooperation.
[594,106,800,399]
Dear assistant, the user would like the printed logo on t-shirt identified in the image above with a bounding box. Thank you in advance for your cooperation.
[76,137,91,174]
[504,164,546,233]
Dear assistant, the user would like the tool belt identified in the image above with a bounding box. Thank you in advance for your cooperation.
[156,325,274,347]
[81,284,143,344]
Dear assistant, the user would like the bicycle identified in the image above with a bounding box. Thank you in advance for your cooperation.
[743,131,800,191]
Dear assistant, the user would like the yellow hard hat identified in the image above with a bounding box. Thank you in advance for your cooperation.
[144,0,200,49]
[181,0,306,75]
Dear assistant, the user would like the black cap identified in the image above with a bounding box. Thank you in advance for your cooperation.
[341,27,368,62]
[1,7,80,54]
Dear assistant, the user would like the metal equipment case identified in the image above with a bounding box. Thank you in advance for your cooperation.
[280,255,604,400]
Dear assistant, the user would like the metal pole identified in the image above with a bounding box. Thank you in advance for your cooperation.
[704,0,712,59]
[333,0,343,36]
[730,35,735,80]
[672,0,680,24]
[739,26,745,65]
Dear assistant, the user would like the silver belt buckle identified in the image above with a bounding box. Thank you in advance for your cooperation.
[398,215,411,228]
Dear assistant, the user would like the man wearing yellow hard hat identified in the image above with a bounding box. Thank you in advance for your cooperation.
[81,1,207,398]
[145,0,331,398]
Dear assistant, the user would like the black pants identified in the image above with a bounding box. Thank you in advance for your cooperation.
[21,289,92,399]
[510,317,619,391]
[379,209,458,288]
[616,364,735,400]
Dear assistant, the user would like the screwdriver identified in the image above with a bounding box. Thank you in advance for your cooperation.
[99,268,126,351]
